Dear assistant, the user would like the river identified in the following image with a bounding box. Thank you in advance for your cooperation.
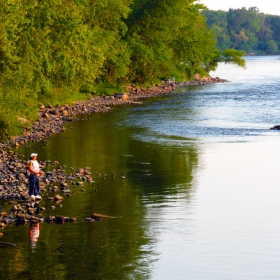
[1,56,280,279]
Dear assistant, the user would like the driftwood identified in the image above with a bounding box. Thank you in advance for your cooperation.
[0,241,16,247]
[91,213,112,219]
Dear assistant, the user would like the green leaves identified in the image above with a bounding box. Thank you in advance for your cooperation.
[204,7,280,55]
[1,0,243,139]
[221,49,246,68]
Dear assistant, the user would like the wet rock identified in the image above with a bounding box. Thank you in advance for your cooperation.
[45,215,55,222]
[54,194,64,201]
[270,125,280,130]
[62,189,71,194]
[60,182,68,188]
[84,217,94,222]
[54,215,65,223]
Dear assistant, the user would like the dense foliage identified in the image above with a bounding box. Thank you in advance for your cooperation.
[0,0,244,140]
[203,7,280,54]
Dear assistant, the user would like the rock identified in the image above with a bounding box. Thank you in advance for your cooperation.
[62,189,71,193]
[60,182,68,188]
[84,217,94,222]
[62,110,68,116]
[0,212,7,217]
[114,92,129,100]
[45,215,55,222]
[42,112,50,119]
[54,215,65,223]
[270,125,280,130]
[54,194,64,201]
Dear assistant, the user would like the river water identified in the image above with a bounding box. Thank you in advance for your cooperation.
[1,56,280,279]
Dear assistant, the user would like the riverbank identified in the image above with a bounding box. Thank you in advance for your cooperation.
[0,77,227,151]
[0,77,227,203]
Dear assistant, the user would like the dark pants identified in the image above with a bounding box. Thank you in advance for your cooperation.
[29,173,40,196]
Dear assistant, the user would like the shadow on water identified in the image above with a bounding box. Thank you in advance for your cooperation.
[1,107,200,279]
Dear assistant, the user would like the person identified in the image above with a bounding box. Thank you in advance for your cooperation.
[28,153,43,199]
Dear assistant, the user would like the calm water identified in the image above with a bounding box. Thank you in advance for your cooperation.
[1,56,280,279]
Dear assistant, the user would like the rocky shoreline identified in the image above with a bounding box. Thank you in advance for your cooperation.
[0,77,228,200]
[0,77,228,237]
[0,77,228,151]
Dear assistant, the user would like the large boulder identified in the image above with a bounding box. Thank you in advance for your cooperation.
[270,125,280,130]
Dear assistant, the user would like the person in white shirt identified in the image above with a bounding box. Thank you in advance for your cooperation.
[28,153,43,200]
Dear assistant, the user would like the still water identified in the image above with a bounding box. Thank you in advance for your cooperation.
[1,56,280,279]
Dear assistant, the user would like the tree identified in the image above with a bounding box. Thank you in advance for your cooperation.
[203,10,231,50]
[266,40,278,54]
[125,0,224,82]
[227,7,261,51]
[221,49,246,67]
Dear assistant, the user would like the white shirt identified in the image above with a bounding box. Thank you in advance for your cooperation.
[30,160,40,173]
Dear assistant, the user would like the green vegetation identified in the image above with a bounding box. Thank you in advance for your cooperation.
[0,0,245,140]
[203,7,280,54]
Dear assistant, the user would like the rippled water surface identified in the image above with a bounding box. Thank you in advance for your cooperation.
[1,56,280,279]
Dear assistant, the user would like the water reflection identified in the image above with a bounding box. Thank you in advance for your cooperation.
[11,110,199,279]
[29,223,42,249]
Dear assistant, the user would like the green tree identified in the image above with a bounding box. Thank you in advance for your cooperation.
[0,0,246,140]
[203,10,231,50]
[227,7,261,51]
[266,40,278,54]
[125,0,222,82]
